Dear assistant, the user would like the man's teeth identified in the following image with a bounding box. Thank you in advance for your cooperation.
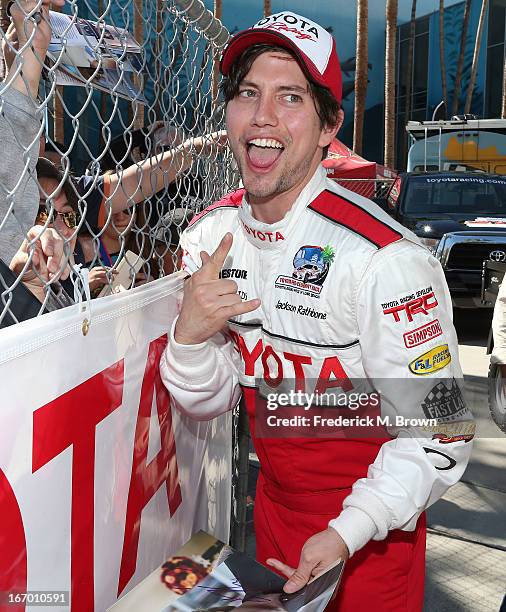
[248,138,284,149]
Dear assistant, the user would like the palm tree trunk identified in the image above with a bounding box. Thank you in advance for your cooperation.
[211,0,222,105]
[263,0,271,17]
[384,0,398,168]
[502,58,506,119]
[404,0,417,125]
[132,0,145,130]
[439,0,447,114]
[401,0,416,169]
[353,0,368,155]
[451,0,471,117]
[465,0,488,114]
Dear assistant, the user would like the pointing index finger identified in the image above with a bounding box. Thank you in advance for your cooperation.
[210,232,233,270]
[199,233,233,279]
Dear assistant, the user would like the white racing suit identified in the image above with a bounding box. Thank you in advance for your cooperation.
[160,165,474,611]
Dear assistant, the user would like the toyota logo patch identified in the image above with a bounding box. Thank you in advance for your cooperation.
[489,250,506,262]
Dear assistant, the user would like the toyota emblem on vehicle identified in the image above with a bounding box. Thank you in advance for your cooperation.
[489,250,506,262]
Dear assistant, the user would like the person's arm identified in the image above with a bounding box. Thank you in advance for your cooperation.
[107,131,227,213]
[5,0,63,98]
[160,229,260,420]
[0,0,63,263]
[327,242,473,552]
[491,278,506,372]
[269,241,474,593]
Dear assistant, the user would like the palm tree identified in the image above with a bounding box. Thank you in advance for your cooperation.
[132,0,144,129]
[439,0,447,115]
[353,0,368,155]
[465,0,488,115]
[401,0,417,168]
[451,0,471,117]
[384,0,398,168]
[404,0,417,125]
[211,0,223,103]
[502,58,506,119]
[263,0,271,17]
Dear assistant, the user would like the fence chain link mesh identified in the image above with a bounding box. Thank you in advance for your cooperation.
[0,0,250,550]
[0,0,237,323]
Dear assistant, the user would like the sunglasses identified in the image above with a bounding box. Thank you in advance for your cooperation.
[37,205,80,229]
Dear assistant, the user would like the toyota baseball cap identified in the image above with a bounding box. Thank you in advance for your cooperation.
[220,12,342,105]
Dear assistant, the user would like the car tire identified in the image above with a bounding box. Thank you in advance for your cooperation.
[488,362,506,433]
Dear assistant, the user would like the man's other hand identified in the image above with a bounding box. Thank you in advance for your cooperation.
[266,527,349,594]
[174,232,260,345]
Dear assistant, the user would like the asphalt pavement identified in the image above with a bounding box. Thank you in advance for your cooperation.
[424,308,506,612]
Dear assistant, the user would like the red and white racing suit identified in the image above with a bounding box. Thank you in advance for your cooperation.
[160,165,474,611]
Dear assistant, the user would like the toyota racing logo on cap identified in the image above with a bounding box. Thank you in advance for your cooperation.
[255,13,321,41]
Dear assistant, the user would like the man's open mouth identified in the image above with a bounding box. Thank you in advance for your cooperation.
[246,138,284,170]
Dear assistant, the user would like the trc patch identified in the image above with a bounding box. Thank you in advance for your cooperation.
[382,286,438,323]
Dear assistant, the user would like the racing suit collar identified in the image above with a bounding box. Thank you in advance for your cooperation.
[238,165,327,250]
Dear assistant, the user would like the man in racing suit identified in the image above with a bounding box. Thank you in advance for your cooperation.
[160,12,474,611]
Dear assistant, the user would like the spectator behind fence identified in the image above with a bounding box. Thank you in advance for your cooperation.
[43,139,66,166]
[0,0,64,264]
[38,126,228,247]
[36,158,118,297]
[3,5,227,266]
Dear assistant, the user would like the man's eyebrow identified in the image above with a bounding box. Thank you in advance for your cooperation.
[277,85,309,94]
[239,81,308,94]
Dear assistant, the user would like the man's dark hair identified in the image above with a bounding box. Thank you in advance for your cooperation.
[36,158,78,213]
[220,43,341,158]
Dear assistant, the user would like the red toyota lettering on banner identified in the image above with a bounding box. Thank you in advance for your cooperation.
[117,336,182,596]
[0,469,27,612]
[32,360,125,612]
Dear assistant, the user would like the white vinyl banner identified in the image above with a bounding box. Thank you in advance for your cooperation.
[0,273,232,612]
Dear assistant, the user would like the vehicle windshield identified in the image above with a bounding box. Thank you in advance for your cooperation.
[403,175,506,215]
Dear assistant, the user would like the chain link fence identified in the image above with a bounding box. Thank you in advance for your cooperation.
[0,0,253,551]
[0,0,237,324]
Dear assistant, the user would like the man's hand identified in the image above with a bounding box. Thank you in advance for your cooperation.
[9,225,68,283]
[267,528,349,594]
[174,233,260,345]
